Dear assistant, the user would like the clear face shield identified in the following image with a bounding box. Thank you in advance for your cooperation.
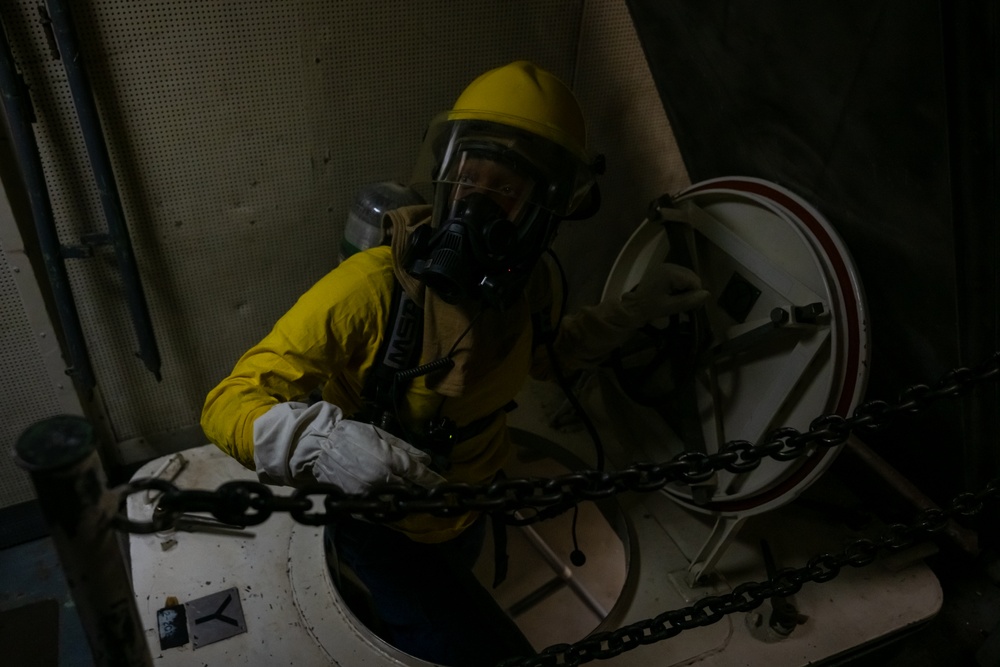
[442,150,537,225]
[406,117,595,307]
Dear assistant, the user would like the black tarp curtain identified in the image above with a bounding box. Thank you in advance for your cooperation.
[625,0,997,538]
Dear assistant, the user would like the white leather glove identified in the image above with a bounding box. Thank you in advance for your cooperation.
[618,263,710,326]
[252,401,446,492]
[553,263,709,369]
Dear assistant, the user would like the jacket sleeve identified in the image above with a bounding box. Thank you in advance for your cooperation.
[528,256,621,379]
[200,251,391,469]
[528,256,655,379]
[546,302,642,371]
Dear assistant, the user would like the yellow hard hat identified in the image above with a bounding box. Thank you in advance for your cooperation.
[412,61,599,220]
[446,61,588,164]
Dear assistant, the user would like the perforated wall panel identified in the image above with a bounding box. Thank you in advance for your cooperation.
[0,205,84,507]
[0,235,44,505]
[0,0,686,465]
[562,0,689,307]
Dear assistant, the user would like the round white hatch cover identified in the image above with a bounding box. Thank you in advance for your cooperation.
[602,176,870,516]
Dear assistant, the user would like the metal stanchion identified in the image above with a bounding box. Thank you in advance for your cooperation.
[15,415,152,667]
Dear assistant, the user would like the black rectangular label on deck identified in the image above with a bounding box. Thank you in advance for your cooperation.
[156,604,189,650]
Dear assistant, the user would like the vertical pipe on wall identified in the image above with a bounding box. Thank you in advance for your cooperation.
[15,415,153,667]
[0,18,97,396]
[43,0,163,381]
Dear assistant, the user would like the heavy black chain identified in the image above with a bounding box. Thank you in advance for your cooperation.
[112,354,999,666]
[497,474,1000,666]
[116,352,999,534]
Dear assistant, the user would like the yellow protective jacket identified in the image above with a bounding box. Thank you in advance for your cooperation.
[201,206,560,542]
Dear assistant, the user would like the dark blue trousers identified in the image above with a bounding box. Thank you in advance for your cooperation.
[325,517,535,667]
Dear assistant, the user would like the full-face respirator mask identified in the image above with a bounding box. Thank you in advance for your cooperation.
[406,182,555,309]
[405,112,600,308]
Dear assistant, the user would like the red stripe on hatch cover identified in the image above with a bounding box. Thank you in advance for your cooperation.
[676,178,863,512]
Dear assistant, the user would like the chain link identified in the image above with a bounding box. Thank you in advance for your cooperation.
[111,353,1000,665]
[497,477,999,667]
[115,353,1000,533]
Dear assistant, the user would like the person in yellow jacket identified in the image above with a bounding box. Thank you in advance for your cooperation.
[201,61,708,666]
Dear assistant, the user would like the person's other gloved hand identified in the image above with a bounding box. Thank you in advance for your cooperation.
[252,401,445,492]
[550,262,709,370]
[619,263,710,326]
